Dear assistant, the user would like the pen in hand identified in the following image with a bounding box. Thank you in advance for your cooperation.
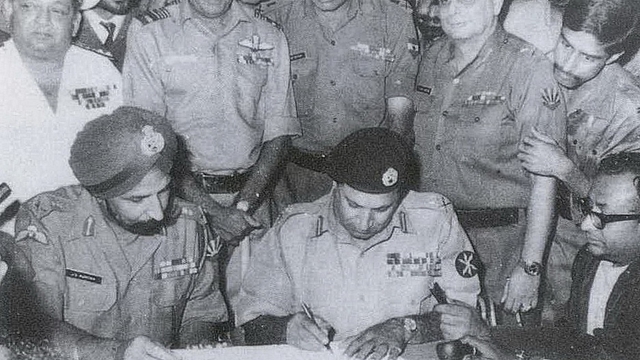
[301,302,334,353]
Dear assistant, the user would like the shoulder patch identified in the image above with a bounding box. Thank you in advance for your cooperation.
[455,251,481,278]
[135,5,174,25]
[15,225,48,245]
[254,8,282,30]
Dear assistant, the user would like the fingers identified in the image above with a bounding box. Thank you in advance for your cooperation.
[460,336,493,356]
[301,317,330,346]
[0,261,7,284]
[144,342,178,360]
[242,213,262,228]
[531,128,557,144]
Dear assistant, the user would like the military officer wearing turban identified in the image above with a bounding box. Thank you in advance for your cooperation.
[236,128,480,360]
[12,107,227,359]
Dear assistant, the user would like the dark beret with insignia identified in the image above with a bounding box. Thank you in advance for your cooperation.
[327,127,415,194]
[69,106,177,199]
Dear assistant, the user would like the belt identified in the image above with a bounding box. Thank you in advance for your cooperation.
[289,147,329,174]
[193,171,251,194]
[456,208,524,229]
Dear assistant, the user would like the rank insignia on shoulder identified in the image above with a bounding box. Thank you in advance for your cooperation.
[16,225,48,244]
[71,84,118,109]
[135,6,173,25]
[542,87,561,110]
[455,251,481,278]
[350,43,395,62]
[253,8,282,30]
[416,85,432,95]
[464,91,505,106]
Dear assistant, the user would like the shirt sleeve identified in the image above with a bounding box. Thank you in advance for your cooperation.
[235,216,301,326]
[259,30,301,143]
[512,53,567,149]
[432,201,481,309]
[384,8,420,100]
[122,27,168,116]
[13,203,66,321]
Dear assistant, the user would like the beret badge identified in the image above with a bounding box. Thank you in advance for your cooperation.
[382,167,398,187]
[140,125,165,156]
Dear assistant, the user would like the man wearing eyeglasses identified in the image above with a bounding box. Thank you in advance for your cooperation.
[432,151,640,359]
[517,0,640,323]
[406,0,565,325]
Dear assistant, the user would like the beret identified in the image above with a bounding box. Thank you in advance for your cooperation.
[327,128,415,194]
[69,106,177,199]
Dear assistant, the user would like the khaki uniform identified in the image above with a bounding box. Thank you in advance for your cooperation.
[236,190,480,339]
[13,186,227,346]
[413,27,566,303]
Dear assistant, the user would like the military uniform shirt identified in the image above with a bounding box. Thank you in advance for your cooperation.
[123,0,300,173]
[236,190,480,339]
[413,27,566,209]
[266,0,419,152]
[0,40,122,234]
[13,186,227,345]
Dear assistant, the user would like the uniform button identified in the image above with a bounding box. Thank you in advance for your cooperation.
[453,78,460,84]
[442,110,448,116]
[435,144,441,151]
[573,139,578,145]
[292,74,298,80]
[592,150,598,155]
[331,40,336,46]
[332,117,338,123]
[474,117,480,122]
[330,80,336,86]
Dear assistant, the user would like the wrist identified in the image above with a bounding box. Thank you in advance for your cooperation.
[557,158,577,183]
[517,259,543,277]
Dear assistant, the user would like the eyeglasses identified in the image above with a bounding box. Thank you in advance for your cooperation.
[579,198,640,230]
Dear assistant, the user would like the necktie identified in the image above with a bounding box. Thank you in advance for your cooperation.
[100,21,116,48]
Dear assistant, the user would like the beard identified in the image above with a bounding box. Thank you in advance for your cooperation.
[105,194,178,236]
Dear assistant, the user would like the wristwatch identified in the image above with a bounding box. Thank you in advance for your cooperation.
[403,317,417,341]
[519,260,542,276]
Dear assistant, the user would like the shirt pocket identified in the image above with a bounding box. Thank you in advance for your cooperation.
[64,277,117,331]
[152,275,193,308]
[161,55,210,98]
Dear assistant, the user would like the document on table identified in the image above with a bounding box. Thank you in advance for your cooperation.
[172,344,407,360]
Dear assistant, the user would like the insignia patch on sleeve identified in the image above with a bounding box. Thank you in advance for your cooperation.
[455,251,481,278]
[15,225,48,244]
[542,87,561,110]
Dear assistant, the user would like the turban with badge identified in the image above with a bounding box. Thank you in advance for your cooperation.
[69,106,178,199]
[327,127,415,194]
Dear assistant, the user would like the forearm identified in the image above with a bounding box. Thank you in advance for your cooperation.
[385,96,416,145]
[522,175,557,263]
[407,312,444,344]
[243,315,294,345]
[236,136,291,213]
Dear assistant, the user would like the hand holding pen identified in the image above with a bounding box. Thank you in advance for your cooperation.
[285,302,335,352]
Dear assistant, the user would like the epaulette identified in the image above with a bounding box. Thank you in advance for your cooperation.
[253,7,282,30]
[135,5,174,26]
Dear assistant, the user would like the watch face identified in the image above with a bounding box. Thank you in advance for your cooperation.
[525,262,542,276]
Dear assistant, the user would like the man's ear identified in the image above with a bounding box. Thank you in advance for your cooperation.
[606,51,624,65]
[492,0,505,16]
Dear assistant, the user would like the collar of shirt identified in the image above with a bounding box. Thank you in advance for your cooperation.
[83,10,126,44]
[564,63,620,118]
[178,0,251,34]
[321,188,415,251]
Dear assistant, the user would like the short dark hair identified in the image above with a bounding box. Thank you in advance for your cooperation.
[598,152,640,198]
[563,0,640,56]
